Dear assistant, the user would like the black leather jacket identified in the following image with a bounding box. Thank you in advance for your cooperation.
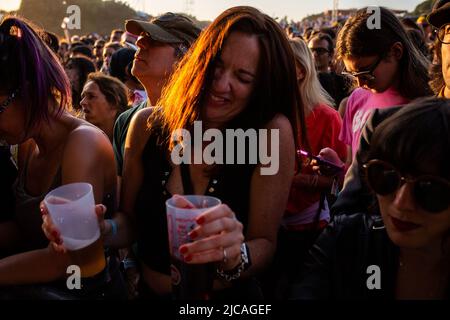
[290,212,400,299]
[332,107,402,215]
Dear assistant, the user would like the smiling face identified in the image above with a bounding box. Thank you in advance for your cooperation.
[203,31,260,127]
[80,81,118,130]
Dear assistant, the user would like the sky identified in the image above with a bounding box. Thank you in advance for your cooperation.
[1,0,423,21]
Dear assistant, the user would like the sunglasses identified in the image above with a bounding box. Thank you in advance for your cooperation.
[310,47,329,55]
[341,55,383,82]
[0,88,19,114]
[363,159,450,213]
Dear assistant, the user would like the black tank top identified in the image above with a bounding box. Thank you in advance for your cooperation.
[135,127,256,274]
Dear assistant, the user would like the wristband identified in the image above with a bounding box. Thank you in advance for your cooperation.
[105,219,118,236]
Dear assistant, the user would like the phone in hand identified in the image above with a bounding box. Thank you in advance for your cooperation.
[297,149,343,175]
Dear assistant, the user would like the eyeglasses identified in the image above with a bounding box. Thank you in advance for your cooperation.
[436,23,450,44]
[310,47,329,55]
[363,159,450,213]
[341,56,383,82]
[0,88,19,114]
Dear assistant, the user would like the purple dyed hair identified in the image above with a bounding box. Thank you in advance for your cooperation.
[0,15,71,133]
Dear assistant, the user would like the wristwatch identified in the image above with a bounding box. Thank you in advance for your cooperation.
[241,242,251,271]
[216,243,251,281]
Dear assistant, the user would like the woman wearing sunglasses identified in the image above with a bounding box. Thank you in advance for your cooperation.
[328,7,432,167]
[291,97,450,299]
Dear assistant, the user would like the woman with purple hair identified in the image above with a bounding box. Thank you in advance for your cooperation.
[0,16,126,299]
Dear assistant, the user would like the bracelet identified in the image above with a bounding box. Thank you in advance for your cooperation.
[105,219,118,236]
[216,244,246,282]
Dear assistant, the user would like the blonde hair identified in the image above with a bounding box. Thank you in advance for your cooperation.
[289,38,334,113]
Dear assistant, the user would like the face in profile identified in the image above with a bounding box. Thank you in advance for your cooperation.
[132,34,177,83]
[80,81,118,129]
[203,31,260,126]
[103,47,116,69]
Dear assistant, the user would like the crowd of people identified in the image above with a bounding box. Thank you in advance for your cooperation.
[0,0,449,300]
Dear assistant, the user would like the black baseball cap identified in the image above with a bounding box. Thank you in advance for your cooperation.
[427,0,450,28]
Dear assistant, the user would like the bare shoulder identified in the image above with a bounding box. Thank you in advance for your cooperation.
[68,124,111,149]
[126,106,158,149]
[264,113,294,136]
[130,106,158,133]
[63,124,113,163]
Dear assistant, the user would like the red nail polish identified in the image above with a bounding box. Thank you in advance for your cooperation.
[51,230,59,238]
[179,246,188,254]
[184,255,192,262]
[40,207,45,215]
[197,217,205,225]
[189,230,197,239]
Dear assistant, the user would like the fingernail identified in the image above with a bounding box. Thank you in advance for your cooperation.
[51,230,59,238]
[184,255,192,262]
[40,207,45,215]
[196,217,205,225]
[179,246,188,254]
[56,238,63,245]
[189,230,197,240]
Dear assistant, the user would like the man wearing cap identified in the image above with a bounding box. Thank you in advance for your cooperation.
[331,1,450,215]
[112,13,201,177]
[110,13,200,299]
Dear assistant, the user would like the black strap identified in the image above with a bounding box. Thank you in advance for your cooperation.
[312,192,325,229]
[180,162,194,195]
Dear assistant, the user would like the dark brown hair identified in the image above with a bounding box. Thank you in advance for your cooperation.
[367,97,450,178]
[86,72,128,115]
[154,6,309,163]
[0,15,71,134]
[337,7,432,99]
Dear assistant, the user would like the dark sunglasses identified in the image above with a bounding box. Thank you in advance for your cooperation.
[310,47,329,55]
[0,88,20,114]
[363,159,450,213]
[341,55,383,82]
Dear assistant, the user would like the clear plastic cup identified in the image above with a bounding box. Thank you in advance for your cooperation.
[44,183,105,277]
[166,195,221,300]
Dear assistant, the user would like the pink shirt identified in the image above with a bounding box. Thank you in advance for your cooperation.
[339,87,409,160]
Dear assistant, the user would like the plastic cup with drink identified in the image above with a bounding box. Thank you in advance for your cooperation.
[166,195,221,300]
[44,182,106,277]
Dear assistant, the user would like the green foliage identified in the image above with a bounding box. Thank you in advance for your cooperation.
[412,0,434,16]
[17,0,139,37]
